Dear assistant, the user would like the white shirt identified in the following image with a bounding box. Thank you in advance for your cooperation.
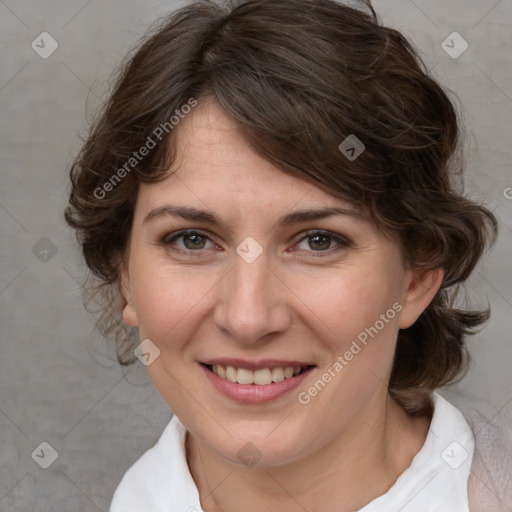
[110,392,475,512]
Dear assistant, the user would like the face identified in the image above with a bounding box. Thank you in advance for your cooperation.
[121,98,442,468]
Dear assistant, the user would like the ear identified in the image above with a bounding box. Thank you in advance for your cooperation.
[398,267,444,330]
[119,263,139,328]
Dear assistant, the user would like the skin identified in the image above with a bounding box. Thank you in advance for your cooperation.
[120,98,444,512]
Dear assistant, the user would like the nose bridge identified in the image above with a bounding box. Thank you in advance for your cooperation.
[232,252,270,305]
[214,249,289,343]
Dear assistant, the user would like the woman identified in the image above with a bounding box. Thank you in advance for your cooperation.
[65,0,511,510]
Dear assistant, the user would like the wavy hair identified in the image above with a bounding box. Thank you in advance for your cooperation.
[65,0,498,414]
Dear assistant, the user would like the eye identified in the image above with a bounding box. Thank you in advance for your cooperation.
[161,229,218,252]
[160,228,351,257]
[293,230,351,254]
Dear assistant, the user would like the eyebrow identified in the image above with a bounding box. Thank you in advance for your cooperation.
[143,204,365,230]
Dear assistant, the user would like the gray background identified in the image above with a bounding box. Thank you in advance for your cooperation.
[0,0,511,510]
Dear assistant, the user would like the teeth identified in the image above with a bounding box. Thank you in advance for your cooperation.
[271,367,284,382]
[226,365,237,383]
[237,368,253,385]
[211,364,307,385]
[254,368,272,385]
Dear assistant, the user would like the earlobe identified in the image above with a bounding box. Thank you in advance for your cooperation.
[119,267,139,327]
[398,268,444,330]
[122,302,139,327]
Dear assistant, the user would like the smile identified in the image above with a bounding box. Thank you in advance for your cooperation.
[207,364,309,385]
[200,361,316,404]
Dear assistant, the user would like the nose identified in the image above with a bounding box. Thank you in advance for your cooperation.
[213,249,292,345]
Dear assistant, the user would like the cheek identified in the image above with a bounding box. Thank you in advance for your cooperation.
[293,264,403,406]
[129,255,218,349]
[129,261,218,412]
[291,265,401,346]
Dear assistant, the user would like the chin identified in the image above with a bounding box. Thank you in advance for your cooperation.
[203,423,309,469]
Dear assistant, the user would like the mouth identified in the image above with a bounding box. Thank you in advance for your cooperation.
[201,363,313,385]
[199,359,316,404]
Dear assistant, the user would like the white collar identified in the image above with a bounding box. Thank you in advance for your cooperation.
[359,392,474,511]
[110,412,203,512]
[110,392,474,512]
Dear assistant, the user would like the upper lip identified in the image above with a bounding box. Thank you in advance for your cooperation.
[201,358,315,371]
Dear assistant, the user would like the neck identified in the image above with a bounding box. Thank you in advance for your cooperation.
[186,392,431,512]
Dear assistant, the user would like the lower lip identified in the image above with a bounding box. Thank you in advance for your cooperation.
[201,364,315,404]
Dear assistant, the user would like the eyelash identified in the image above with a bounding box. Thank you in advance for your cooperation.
[160,229,351,258]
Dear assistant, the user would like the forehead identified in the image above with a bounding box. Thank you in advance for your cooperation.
[171,98,301,187]
[139,98,366,219]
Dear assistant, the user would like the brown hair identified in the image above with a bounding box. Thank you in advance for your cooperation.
[65,0,498,414]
